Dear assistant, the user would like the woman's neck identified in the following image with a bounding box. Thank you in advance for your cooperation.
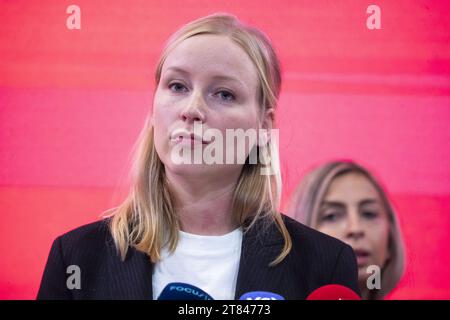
[165,170,241,235]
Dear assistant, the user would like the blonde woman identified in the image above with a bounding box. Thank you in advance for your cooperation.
[289,160,405,299]
[38,14,359,300]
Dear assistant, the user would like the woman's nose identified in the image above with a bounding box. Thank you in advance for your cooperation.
[346,212,364,240]
[180,91,206,123]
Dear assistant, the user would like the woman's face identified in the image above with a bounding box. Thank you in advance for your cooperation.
[316,172,391,282]
[152,34,264,178]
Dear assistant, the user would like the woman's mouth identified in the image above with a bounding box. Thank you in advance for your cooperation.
[171,133,209,146]
[354,249,371,267]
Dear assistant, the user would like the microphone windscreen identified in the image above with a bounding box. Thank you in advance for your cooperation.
[306,284,361,300]
[157,282,214,300]
[239,291,285,300]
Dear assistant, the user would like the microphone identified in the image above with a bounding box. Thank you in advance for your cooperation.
[239,291,285,300]
[157,282,214,300]
[306,284,361,300]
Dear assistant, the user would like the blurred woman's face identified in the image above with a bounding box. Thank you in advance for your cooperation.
[316,172,390,282]
[152,34,263,178]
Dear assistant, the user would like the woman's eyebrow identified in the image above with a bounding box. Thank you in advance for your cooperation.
[165,66,246,88]
[165,66,190,75]
[358,199,379,206]
[210,75,245,87]
[321,201,346,209]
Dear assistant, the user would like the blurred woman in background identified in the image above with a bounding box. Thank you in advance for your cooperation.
[289,160,405,299]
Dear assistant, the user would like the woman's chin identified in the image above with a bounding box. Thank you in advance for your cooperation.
[165,162,242,179]
[166,162,218,176]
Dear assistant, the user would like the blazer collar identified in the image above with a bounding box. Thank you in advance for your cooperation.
[234,216,285,299]
[112,216,284,300]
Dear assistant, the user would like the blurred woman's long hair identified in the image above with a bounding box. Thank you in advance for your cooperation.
[289,160,405,299]
[105,13,291,266]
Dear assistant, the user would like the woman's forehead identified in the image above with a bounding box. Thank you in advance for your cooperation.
[324,173,382,203]
[162,34,259,86]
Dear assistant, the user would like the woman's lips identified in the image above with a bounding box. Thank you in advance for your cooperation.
[172,135,209,145]
[354,249,371,267]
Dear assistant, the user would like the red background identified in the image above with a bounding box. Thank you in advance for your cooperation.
[1,0,449,299]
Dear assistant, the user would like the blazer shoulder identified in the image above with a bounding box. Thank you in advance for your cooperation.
[280,214,360,295]
[57,218,113,255]
[281,214,349,252]
[38,218,128,299]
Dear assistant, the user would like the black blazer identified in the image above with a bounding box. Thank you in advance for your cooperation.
[37,215,360,299]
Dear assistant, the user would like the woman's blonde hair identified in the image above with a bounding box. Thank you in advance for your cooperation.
[289,160,405,299]
[106,13,291,266]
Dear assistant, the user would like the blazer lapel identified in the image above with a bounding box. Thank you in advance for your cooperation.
[234,218,285,299]
[102,238,154,299]
[105,218,288,300]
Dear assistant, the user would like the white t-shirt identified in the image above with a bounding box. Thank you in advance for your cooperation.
[152,227,243,300]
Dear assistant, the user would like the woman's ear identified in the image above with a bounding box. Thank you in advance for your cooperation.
[262,108,275,131]
[259,108,275,146]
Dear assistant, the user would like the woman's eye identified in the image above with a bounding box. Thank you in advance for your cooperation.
[215,90,235,102]
[362,211,379,220]
[168,82,188,93]
[320,212,342,223]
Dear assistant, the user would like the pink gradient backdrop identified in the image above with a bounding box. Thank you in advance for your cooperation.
[1,0,449,299]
